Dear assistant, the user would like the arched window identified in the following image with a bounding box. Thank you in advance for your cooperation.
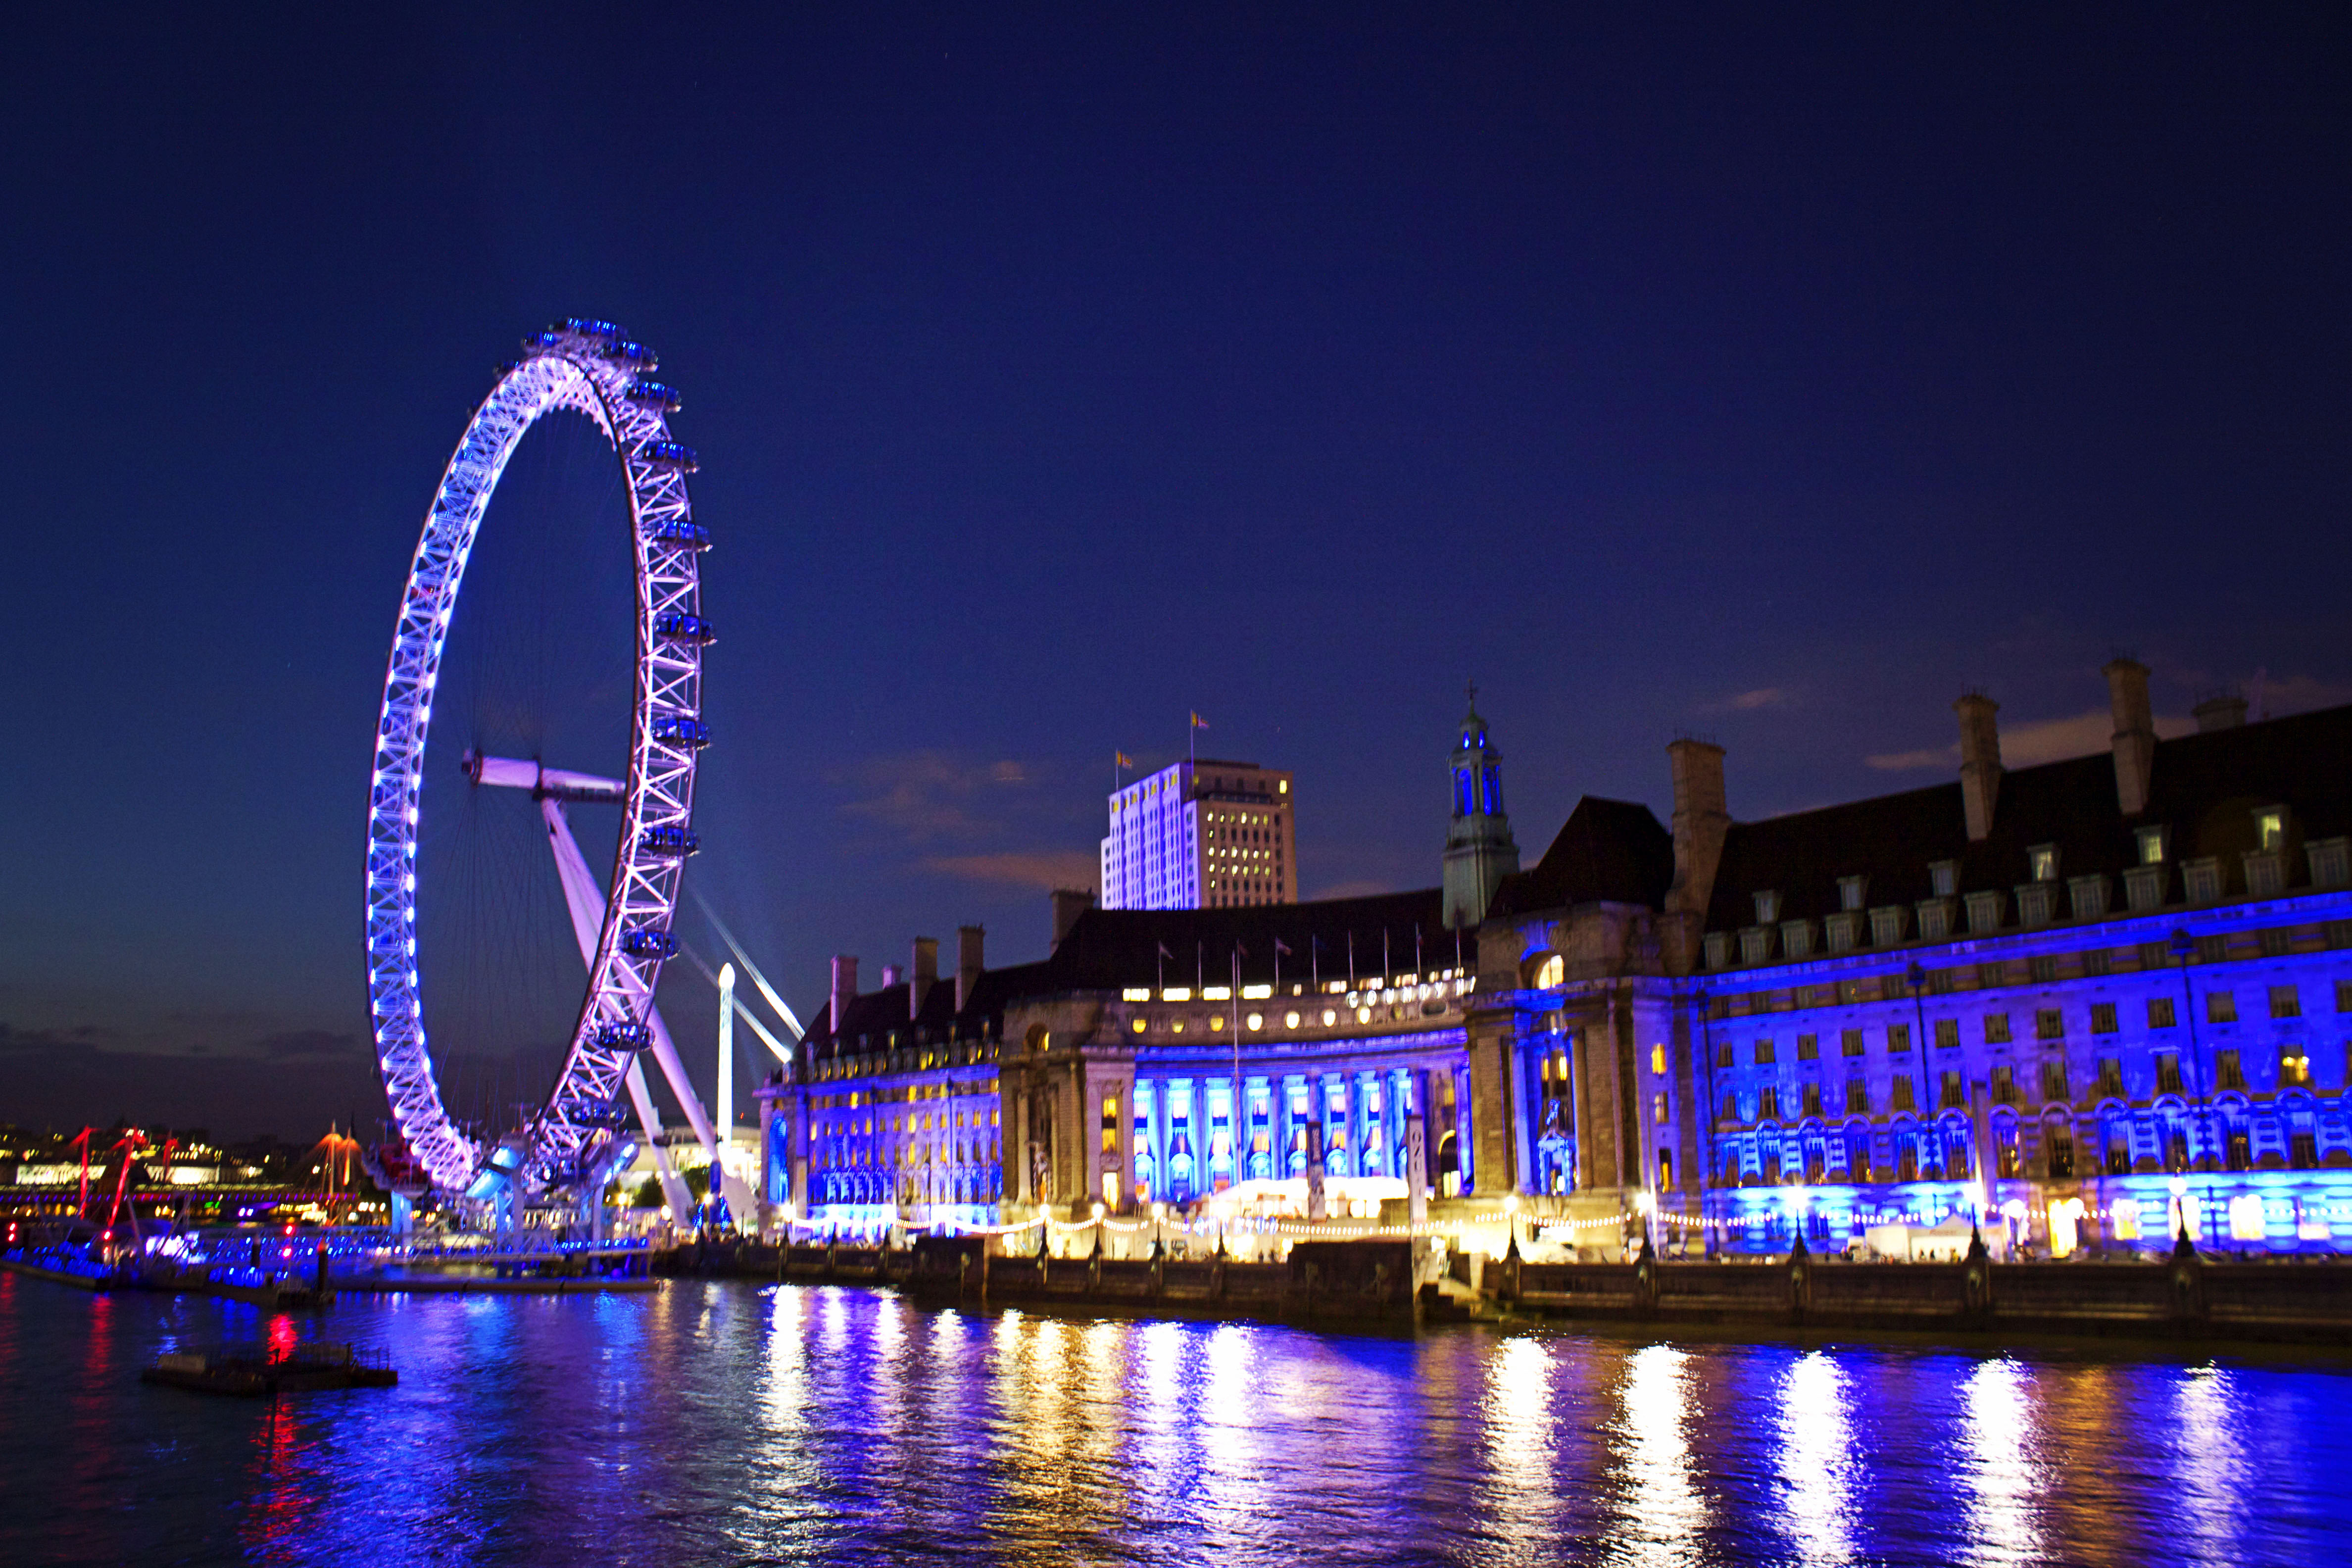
[1455,768,1473,816]
[1481,764,1503,816]
[1524,952,1565,989]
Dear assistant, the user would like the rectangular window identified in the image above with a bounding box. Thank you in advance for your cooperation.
[1652,1091,1669,1126]
[2096,1058,2124,1098]
[1940,1070,1965,1109]
[2036,1008,2064,1040]
[1759,1087,1780,1121]
[2259,928,2292,959]
[2091,1002,2118,1034]
[1844,1078,1868,1115]
[2156,1052,2183,1096]
[1892,1077,1916,1112]
[1721,1094,1739,1124]
[1716,1041,1735,1068]
[1658,1149,1675,1190]
[2269,984,2301,1020]
[1929,968,1956,995]
[2149,996,2177,1029]
[2040,1061,2069,1102]
[2198,934,2228,965]
[1935,1017,1960,1049]
[1983,1012,2013,1044]
[1797,1034,1819,1061]
[1753,1039,1775,1066]
[1991,1064,2016,1104]
[2339,979,2352,1013]
[2292,1131,2319,1170]
[2207,990,2237,1025]
[1801,1083,1822,1119]
[2084,949,2112,978]
[1840,1028,1864,1057]
[1887,1022,1911,1053]
[2216,1049,2245,1091]
[2280,1046,2312,1089]
[1930,860,1958,898]
[2030,955,2059,984]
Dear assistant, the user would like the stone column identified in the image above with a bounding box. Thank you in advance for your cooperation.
[1406,1066,1430,1225]
[1010,1077,1033,1206]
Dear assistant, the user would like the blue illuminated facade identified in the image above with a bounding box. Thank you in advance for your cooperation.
[763,668,2352,1259]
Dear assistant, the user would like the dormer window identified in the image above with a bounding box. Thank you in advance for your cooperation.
[2028,844,2058,883]
[1754,889,1781,924]
[1929,860,1958,898]
[1837,875,1867,912]
[2137,826,2168,865]
[2255,807,2287,851]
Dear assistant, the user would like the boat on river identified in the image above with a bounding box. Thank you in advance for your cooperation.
[141,1342,396,1397]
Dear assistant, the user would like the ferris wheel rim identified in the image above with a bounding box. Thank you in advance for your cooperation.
[363,322,707,1199]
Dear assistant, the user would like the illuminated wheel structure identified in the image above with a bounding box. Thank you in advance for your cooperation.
[364,320,712,1200]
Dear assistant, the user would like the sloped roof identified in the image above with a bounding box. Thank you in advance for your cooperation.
[1703,704,2352,932]
[1487,795,1674,919]
[804,886,1453,1055]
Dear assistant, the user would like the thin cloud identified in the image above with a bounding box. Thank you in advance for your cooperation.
[924,851,1100,891]
[1700,687,1791,716]
[1865,707,2194,772]
[836,751,1042,844]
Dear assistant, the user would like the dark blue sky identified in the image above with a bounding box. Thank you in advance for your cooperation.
[2,7,2346,1137]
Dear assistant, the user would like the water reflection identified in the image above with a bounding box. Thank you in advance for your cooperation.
[2173,1366,2245,1564]
[1481,1334,1558,1556]
[1960,1358,2045,1567]
[1777,1351,1855,1565]
[3,1283,2352,1567]
[1613,1342,1707,1567]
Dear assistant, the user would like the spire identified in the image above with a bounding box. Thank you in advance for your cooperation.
[1443,684,1519,928]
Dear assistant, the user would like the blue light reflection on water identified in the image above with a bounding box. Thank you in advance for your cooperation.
[3,1268,2351,1566]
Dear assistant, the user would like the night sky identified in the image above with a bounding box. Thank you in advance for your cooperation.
[2,8,2345,1140]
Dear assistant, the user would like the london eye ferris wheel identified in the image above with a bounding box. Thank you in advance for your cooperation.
[363,320,735,1210]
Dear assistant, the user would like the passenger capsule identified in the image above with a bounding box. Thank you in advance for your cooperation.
[638,439,698,472]
[639,824,700,857]
[650,713,712,747]
[619,929,679,959]
[624,380,683,412]
[642,518,710,551]
[654,611,716,645]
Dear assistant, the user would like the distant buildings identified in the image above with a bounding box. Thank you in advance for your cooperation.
[1099,759,1296,911]
[764,662,2352,1259]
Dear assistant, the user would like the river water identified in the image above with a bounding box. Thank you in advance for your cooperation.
[2,1270,2348,1566]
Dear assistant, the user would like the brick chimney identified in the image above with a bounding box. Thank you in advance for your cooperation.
[911,936,938,1020]
[1050,887,1096,949]
[955,925,985,1011]
[1665,738,1729,918]
[881,963,903,994]
[828,955,858,1042]
[2194,691,2248,732]
[1956,693,2002,841]
[2104,658,2156,817]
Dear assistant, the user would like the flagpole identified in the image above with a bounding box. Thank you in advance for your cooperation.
[1231,945,1243,1189]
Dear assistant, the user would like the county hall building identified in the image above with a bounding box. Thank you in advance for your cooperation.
[760,662,2352,1257]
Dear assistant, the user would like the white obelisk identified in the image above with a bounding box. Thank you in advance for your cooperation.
[717,962,736,1192]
